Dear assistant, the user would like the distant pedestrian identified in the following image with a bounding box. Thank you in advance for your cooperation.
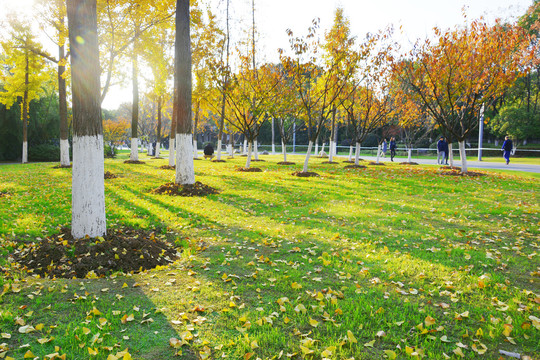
[389,137,397,161]
[437,137,446,165]
[443,138,449,165]
[501,136,513,165]
[382,139,388,158]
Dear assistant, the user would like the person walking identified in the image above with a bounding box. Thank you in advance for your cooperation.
[382,139,388,158]
[437,137,446,165]
[501,136,513,165]
[389,137,397,162]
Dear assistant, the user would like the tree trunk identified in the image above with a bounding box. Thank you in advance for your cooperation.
[243,139,247,154]
[314,137,319,156]
[376,144,381,163]
[156,96,162,157]
[58,42,70,166]
[67,0,106,239]
[448,143,454,167]
[348,145,353,161]
[458,140,468,173]
[320,142,326,156]
[302,140,314,172]
[254,138,259,160]
[130,48,139,161]
[175,0,195,185]
[22,51,29,164]
[193,101,199,158]
[282,140,287,162]
[354,142,361,166]
[169,82,177,166]
[245,141,253,168]
[271,118,275,155]
[407,148,412,163]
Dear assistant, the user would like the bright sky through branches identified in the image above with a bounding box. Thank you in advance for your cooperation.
[0,0,533,109]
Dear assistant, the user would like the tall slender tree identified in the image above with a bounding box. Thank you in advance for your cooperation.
[67,0,106,238]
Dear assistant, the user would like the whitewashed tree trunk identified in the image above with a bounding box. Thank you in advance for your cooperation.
[176,134,195,185]
[168,140,175,166]
[72,135,106,238]
[407,148,412,163]
[282,140,287,162]
[227,144,233,156]
[320,142,326,156]
[314,139,319,156]
[147,142,152,155]
[254,139,259,160]
[22,141,28,163]
[193,139,198,158]
[348,145,353,161]
[155,142,161,158]
[302,141,314,172]
[376,144,381,163]
[245,141,253,168]
[448,143,454,167]
[60,139,70,166]
[216,139,223,160]
[354,142,361,166]
[243,139,247,154]
[328,140,334,162]
[271,118,276,155]
[458,140,468,173]
[130,138,138,161]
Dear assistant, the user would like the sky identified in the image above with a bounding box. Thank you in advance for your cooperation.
[0,0,534,109]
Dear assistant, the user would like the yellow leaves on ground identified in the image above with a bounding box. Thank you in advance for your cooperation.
[309,318,319,327]
[121,314,134,324]
[384,349,397,359]
[290,282,302,290]
[347,330,357,344]
[424,315,436,327]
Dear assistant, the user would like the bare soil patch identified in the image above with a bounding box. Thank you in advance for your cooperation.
[321,161,339,164]
[292,171,320,177]
[277,161,295,165]
[159,165,175,170]
[123,160,146,164]
[440,169,487,177]
[10,227,179,279]
[51,164,72,169]
[344,165,366,169]
[153,181,220,196]
[400,162,419,165]
[251,159,266,162]
[104,171,118,179]
[212,159,226,163]
[236,167,263,172]
[369,162,385,166]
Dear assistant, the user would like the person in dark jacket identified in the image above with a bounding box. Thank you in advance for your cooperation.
[203,143,215,159]
[389,137,397,161]
[437,136,446,165]
[501,136,513,165]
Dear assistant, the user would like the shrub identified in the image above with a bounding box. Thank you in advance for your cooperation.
[28,144,60,162]
[104,144,116,158]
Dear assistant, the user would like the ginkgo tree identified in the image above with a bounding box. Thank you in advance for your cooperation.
[394,17,535,173]
[0,20,51,164]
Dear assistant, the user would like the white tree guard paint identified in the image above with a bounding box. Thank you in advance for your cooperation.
[147,142,152,155]
[254,139,259,160]
[216,139,223,161]
[448,143,454,167]
[328,140,334,162]
[22,141,28,163]
[320,142,325,156]
[175,133,195,185]
[355,142,361,166]
[314,141,319,156]
[348,145,353,161]
[245,142,253,168]
[282,141,287,162]
[169,140,175,167]
[376,144,381,163]
[407,148,412,163]
[272,143,275,155]
[227,144,233,156]
[243,139,247,154]
[193,139,198,158]
[458,141,468,173]
[60,139,70,166]
[130,138,138,161]
[72,135,106,239]
[155,142,161,158]
[302,141,314,172]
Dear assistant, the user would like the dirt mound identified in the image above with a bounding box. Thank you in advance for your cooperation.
[10,227,179,279]
[369,162,385,166]
[104,171,118,179]
[51,164,72,169]
[440,170,487,177]
[153,181,220,196]
[321,161,339,164]
[236,167,262,172]
[277,161,295,165]
[123,160,146,164]
[212,159,226,163]
[159,165,175,170]
[400,162,419,165]
[292,171,319,177]
[344,165,366,169]
[251,159,266,162]
[0,191,10,198]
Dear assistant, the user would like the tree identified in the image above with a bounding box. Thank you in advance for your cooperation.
[67,0,106,238]
[0,21,51,163]
[175,0,195,185]
[103,118,129,152]
[394,17,535,172]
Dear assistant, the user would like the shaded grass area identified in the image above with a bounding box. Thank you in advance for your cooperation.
[0,153,539,359]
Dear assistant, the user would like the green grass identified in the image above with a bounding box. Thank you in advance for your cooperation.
[0,153,539,359]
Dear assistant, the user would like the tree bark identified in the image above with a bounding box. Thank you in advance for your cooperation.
[458,140,468,173]
[22,50,29,164]
[282,140,287,162]
[155,96,162,157]
[354,142,361,166]
[175,0,194,185]
[348,145,353,161]
[130,48,139,161]
[58,41,70,166]
[302,141,314,172]
[67,0,106,239]
[245,141,253,168]
[169,89,177,167]
[448,143,454,167]
[271,117,275,154]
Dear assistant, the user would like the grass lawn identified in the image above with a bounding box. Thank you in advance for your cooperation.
[0,153,538,360]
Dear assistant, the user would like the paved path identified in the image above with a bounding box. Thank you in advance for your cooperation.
[340,155,540,173]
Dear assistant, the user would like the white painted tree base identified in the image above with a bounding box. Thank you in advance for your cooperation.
[175,134,195,185]
[156,142,161,158]
[72,135,106,239]
[245,142,253,168]
[193,140,198,158]
[22,141,28,163]
[329,140,334,162]
[216,139,223,161]
[169,140,175,166]
[355,143,361,166]
[302,141,314,172]
[130,138,138,161]
[458,140,468,173]
[60,139,70,166]
[282,141,287,162]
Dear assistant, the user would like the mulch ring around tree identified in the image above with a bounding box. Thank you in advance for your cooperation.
[153,181,220,196]
[439,169,487,177]
[251,159,266,162]
[321,161,339,164]
[10,227,180,279]
[400,162,419,165]
[236,167,263,172]
[51,164,72,169]
[104,171,118,179]
[368,162,385,166]
[344,164,366,169]
[292,171,320,177]
[277,161,295,165]
[123,160,146,164]
[212,159,226,163]
[159,165,175,170]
